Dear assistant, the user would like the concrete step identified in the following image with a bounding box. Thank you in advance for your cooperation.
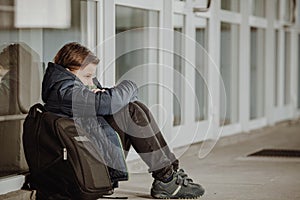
[0,190,35,200]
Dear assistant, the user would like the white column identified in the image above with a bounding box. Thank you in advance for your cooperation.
[162,0,174,142]
[239,0,250,131]
[146,12,159,119]
[207,0,221,136]
[265,0,275,125]
[290,30,299,118]
[230,23,239,123]
[103,0,116,86]
[97,0,104,80]
[184,0,196,124]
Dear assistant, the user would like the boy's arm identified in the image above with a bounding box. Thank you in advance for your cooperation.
[61,80,138,116]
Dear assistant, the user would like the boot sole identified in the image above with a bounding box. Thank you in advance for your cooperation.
[151,190,203,199]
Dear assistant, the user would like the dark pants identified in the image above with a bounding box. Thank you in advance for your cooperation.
[104,101,178,181]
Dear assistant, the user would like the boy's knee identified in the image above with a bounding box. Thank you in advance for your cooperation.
[128,102,149,126]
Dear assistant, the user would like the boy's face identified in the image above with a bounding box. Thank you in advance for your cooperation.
[73,63,97,86]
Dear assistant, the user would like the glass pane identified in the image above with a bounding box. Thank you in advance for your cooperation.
[284,0,294,22]
[173,14,185,126]
[252,0,266,18]
[274,30,279,106]
[195,26,208,122]
[115,6,159,111]
[275,0,280,20]
[43,0,97,63]
[284,31,291,105]
[221,0,240,12]
[0,43,40,177]
[0,0,14,29]
[250,27,265,119]
[220,22,239,125]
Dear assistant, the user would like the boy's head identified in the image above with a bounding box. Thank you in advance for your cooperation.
[54,42,100,86]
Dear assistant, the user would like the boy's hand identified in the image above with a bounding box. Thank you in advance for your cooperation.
[92,88,105,93]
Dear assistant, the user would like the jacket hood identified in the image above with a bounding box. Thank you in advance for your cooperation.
[42,62,77,103]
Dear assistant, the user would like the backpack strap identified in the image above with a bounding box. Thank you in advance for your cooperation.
[21,172,32,190]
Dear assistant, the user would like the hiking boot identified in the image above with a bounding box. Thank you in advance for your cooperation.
[151,169,205,199]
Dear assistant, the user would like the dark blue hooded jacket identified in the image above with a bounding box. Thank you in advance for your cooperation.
[42,62,138,182]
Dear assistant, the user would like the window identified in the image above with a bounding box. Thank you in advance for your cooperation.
[274,30,279,106]
[43,0,98,63]
[195,25,208,122]
[0,0,14,29]
[275,0,280,20]
[275,0,295,23]
[252,0,266,18]
[115,6,159,108]
[0,43,40,177]
[220,22,239,125]
[173,14,185,126]
[284,31,291,105]
[284,0,295,22]
[250,27,265,119]
[0,0,98,178]
[221,0,240,12]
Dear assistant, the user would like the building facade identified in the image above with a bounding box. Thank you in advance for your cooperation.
[0,0,299,194]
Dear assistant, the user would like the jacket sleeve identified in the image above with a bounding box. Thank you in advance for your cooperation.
[92,78,137,102]
[60,80,138,116]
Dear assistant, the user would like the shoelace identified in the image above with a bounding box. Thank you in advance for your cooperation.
[174,169,194,186]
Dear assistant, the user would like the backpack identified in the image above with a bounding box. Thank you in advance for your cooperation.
[22,103,113,199]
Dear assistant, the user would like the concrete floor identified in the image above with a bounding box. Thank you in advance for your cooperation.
[1,120,300,199]
[108,121,300,200]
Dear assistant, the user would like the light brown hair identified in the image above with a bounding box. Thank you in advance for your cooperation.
[54,42,99,71]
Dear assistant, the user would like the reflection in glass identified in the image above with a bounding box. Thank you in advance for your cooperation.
[0,0,93,178]
[220,22,239,125]
[115,6,159,108]
[284,32,291,105]
[195,27,208,122]
[221,0,240,12]
[250,27,265,119]
[0,43,41,177]
[0,44,38,115]
[252,0,266,18]
[173,14,185,126]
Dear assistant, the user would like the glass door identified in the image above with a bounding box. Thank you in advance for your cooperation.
[250,27,265,120]
[220,22,239,125]
[194,18,208,123]
[173,14,185,126]
[115,5,160,118]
